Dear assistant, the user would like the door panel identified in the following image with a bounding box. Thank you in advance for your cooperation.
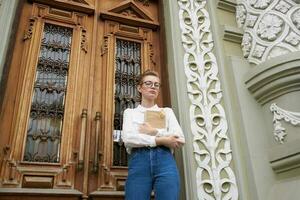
[23,23,73,164]
[0,0,168,199]
[0,0,90,193]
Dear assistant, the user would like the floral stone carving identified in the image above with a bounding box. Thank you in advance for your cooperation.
[177,0,238,199]
[237,0,300,64]
[270,103,300,143]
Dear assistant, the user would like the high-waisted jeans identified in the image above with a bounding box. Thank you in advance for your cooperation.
[125,146,180,200]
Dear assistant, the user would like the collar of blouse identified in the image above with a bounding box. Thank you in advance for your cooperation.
[136,104,160,112]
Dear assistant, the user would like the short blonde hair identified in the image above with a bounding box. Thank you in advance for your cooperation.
[138,70,160,85]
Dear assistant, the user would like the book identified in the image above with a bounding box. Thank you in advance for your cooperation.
[144,110,166,129]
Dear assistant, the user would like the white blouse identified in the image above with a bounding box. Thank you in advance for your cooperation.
[121,104,185,153]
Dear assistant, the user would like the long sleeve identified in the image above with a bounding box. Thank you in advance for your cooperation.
[122,108,157,148]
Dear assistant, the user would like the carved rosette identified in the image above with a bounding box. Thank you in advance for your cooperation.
[236,0,300,64]
[177,0,238,199]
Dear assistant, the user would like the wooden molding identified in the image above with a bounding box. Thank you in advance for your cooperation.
[0,188,83,196]
[100,11,159,30]
[71,0,88,5]
[23,17,37,40]
[22,176,54,188]
[28,0,95,14]
[108,0,153,21]
[100,0,159,30]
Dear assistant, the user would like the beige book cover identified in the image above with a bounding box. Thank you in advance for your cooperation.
[144,110,166,129]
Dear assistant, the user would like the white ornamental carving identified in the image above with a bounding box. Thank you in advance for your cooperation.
[236,4,246,26]
[292,9,300,29]
[275,1,292,13]
[177,0,238,199]
[270,103,300,143]
[285,31,300,45]
[250,0,272,9]
[257,14,283,41]
[242,32,252,57]
[236,0,300,64]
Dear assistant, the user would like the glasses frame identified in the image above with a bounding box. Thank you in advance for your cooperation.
[142,81,161,89]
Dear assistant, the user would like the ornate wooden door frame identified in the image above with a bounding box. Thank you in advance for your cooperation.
[91,0,160,195]
[0,0,90,194]
[0,0,166,199]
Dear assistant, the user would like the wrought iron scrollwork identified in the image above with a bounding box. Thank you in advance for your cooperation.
[29,101,64,119]
[23,23,73,163]
[113,39,141,166]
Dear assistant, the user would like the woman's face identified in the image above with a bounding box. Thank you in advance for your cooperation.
[138,75,160,101]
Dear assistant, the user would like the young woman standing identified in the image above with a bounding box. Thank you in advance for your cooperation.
[122,70,185,200]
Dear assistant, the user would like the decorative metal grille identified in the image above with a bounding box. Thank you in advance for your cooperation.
[23,23,73,163]
[113,39,141,166]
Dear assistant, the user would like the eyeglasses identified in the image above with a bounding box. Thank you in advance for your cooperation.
[143,81,161,89]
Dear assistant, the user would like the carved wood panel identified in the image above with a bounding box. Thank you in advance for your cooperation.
[0,0,167,199]
[0,1,89,191]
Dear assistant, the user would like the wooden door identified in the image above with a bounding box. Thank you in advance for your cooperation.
[0,0,169,199]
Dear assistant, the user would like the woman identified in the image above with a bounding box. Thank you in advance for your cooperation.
[122,70,185,200]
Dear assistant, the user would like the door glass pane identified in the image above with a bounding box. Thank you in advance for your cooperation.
[23,23,73,163]
[113,39,141,166]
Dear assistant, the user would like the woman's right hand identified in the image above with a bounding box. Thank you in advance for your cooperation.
[155,135,184,149]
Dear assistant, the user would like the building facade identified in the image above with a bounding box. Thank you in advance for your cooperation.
[0,0,300,199]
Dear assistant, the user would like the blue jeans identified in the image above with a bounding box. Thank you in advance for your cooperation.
[125,146,180,200]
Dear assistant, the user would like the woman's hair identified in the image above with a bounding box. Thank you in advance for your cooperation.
[137,70,160,85]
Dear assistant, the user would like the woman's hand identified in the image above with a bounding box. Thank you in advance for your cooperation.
[155,135,184,149]
[138,122,157,136]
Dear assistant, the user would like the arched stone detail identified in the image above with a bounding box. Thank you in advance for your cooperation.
[236,0,300,64]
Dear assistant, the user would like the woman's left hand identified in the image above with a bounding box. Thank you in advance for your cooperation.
[138,123,157,136]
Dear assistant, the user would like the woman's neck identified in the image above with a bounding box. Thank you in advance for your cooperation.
[141,99,155,108]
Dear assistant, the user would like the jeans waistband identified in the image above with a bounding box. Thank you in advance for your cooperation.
[131,145,170,153]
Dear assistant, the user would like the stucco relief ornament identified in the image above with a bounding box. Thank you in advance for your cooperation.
[270,103,300,144]
[236,5,246,27]
[268,46,290,58]
[236,0,300,64]
[292,9,300,29]
[257,14,283,40]
[241,33,252,57]
[177,0,238,199]
[285,32,300,46]
[245,14,258,28]
[253,44,266,58]
[250,0,272,9]
[275,1,292,13]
